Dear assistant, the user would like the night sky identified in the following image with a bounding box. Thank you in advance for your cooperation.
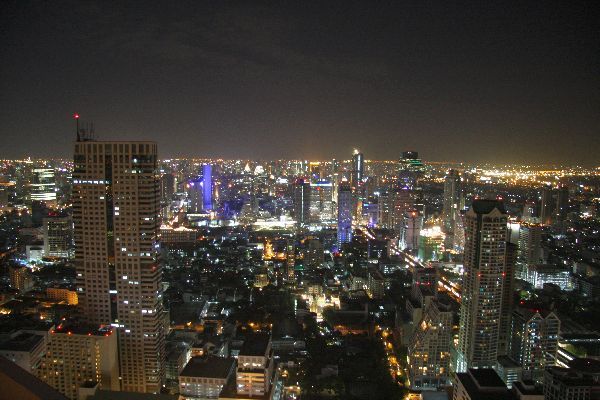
[1,1,598,164]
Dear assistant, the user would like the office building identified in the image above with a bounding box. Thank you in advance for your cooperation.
[202,164,213,212]
[351,149,364,189]
[309,180,333,222]
[293,178,311,225]
[28,168,57,205]
[188,177,204,214]
[73,140,165,392]
[517,224,542,280]
[457,200,508,371]
[43,215,72,258]
[337,179,353,249]
[398,151,422,189]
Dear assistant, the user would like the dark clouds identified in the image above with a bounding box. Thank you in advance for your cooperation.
[0,1,598,164]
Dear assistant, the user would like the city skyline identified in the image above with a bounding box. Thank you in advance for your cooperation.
[1,2,599,164]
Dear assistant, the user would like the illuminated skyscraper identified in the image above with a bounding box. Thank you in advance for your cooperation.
[43,214,72,258]
[443,169,462,233]
[293,178,311,225]
[398,151,422,189]
[337,179,353,249]
[29,167,57,205]
[73,140,165,392]
[457,199,508,371]
[202,164,212,212]
[309,180,333,222]
[351,149,364,189]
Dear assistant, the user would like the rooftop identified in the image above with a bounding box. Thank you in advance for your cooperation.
[179,356,235,379]
[239,333,270,357]
[0,332,44,352]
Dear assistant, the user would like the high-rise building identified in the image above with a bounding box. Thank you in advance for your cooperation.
[304,238,324,269]
[337,180,353,249]
[309,180,333,222]
[498,242,517,356]
[457,199,508,371]
[73,140,165,392]
[38,323,119,400]
[293,178,311,225]
[398,151,422,189]
[517,224,542,280]
[510,307,560,382]
[43,215,72,258]
[555,185,569,224]
[9,265,34,293]
[351,149,364,189]
[392,188,414,234]
[539,186,555,226]
[377,191,392,229]
[28,167,57,205]
[188,178,203,213]
[159,172,176,203]
[400,210,423,252]
[202,164,213,212]
[408,297,453,390]
[443,169,462,233]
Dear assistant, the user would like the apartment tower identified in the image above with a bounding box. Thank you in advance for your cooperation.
[73,139,165,392]
[457,199,508,370]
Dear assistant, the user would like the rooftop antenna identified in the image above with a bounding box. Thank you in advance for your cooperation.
[74,113,80,141]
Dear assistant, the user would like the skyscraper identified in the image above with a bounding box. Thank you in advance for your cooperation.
[202,163,213,212]
[540,186,555,226]
[555,185,569,224]
[510,307,560,382]
[43,214,72,258]
[73,140,165,392]
[351,149,364,189]
[457,199,508,371]
[443,169,462,233]
[29,167,57,205]
[517,224,542,280]
[293,178,311,225]
[337,179,353,249]
[398,151,422,189]
[498,242,517,356]
[408,297,453,390]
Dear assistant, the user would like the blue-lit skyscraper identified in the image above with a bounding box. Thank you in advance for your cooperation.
[202,164,212,212]
[337,179,353,250]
